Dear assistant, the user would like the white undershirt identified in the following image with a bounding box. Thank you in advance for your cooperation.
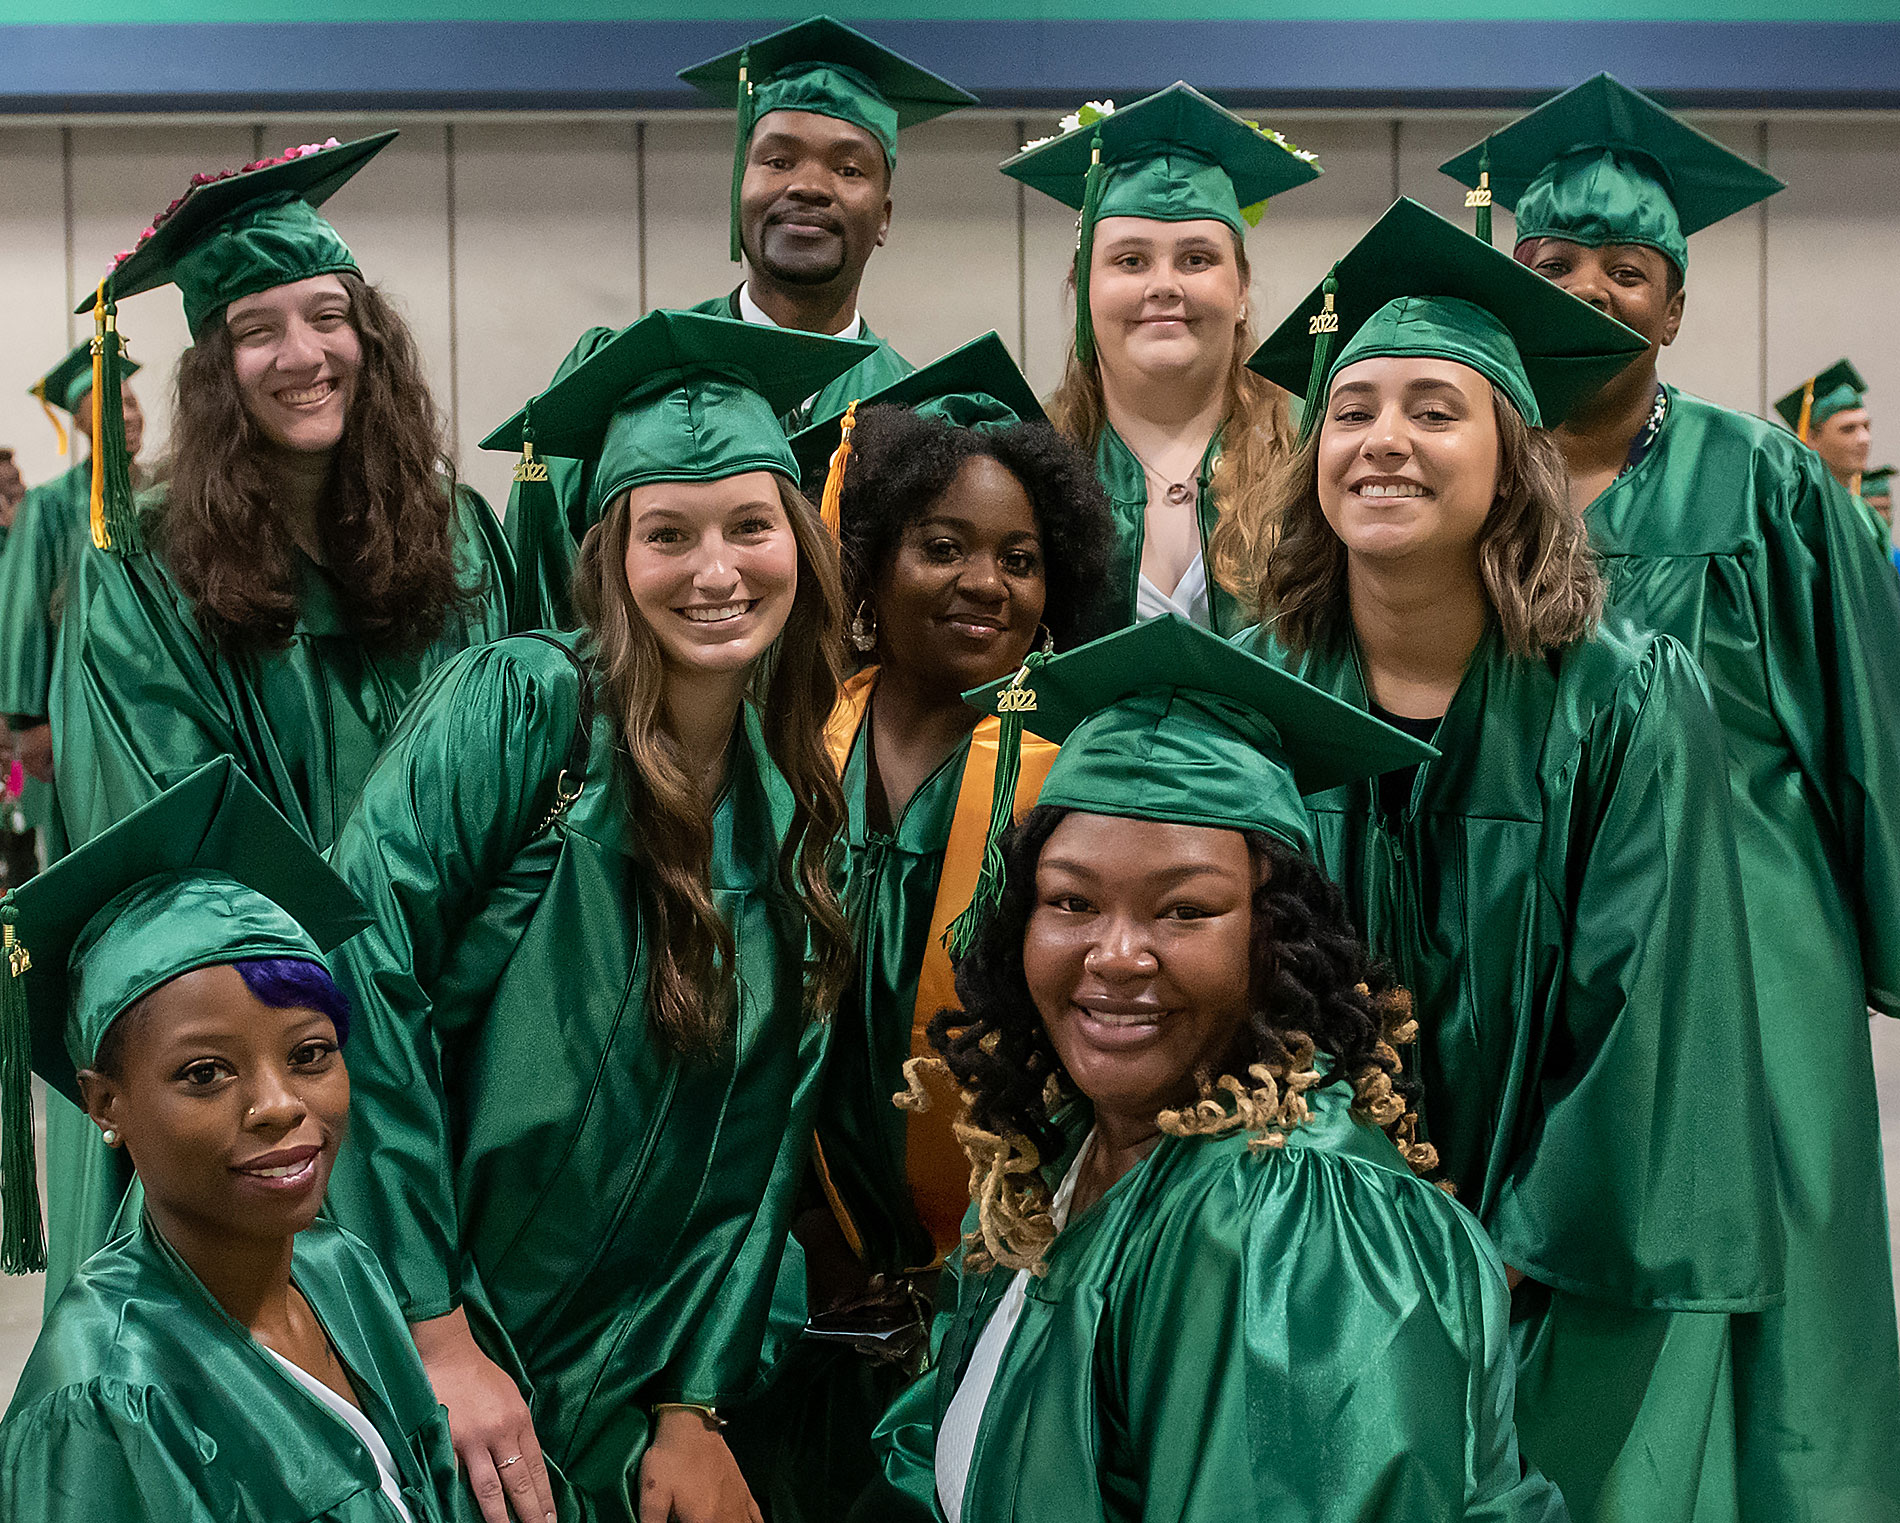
[263,1346,415,1523]
[935,1135,1093,1523]
[736,282,865,341]
[1135,553,1211,626]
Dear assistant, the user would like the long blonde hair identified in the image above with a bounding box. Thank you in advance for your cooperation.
[1045,235,1293,510]
[1213,389,1602,659]
[571,476,852,1055]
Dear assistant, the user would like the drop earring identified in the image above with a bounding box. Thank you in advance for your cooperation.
[1036,624,1055,655]
[848,602,878,654]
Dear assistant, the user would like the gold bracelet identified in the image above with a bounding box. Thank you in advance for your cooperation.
[651,1401,724,1429]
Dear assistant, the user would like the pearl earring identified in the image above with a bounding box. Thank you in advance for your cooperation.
[101,1129,119,1147]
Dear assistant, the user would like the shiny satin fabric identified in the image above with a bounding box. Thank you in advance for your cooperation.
[1244,614,1784,1522]
[39,484,510,1300]
[172,197,360,337]
[1583,389,1900,1521]
[506,293,912,633]
[0,1214,457,1522]
[1090,425,1242,634]
[873,1078,1568,1522]
[322,633,828,1521]
[1513,149,1689,274]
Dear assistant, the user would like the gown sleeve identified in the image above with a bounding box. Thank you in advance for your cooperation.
[867,1247,971,1523]
[0,480,65,721]
[321,639,580,1322]
[1106,1146,1566,1523]
[1487,633,1784,1311]
[51,544,249,845]
[0,1380,225,1522]
[1757,455,1900,1016]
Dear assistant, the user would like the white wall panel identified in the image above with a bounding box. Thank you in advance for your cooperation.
[450,120,641,512]
[642,117,734,317]
[0,128,73,493]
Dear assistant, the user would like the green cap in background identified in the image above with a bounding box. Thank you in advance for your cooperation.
[32,341,140,418]
[1000,83,1322,370]
[29,340,142,458]
[679,15,977,263]
[480,309,875,537]
[941,614,1434,957]
[0,757,367,1272]
[1439,73,1782,272]
[1774,358,1869,437]
[1250,198,1647,438]
[787,329,1045,485]
[1861,464,1894,503]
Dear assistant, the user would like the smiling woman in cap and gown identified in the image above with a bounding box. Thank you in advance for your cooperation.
[506,16,973,632]
[43,133,512,1300]
[320,310,867,1523]
[1219,197,1782,1523]
[1442,75,1900,1521]
[1002,84,1320,635]
[720,335,1113,1520]
[868,615,1566,1522]
[0,758,458,1523]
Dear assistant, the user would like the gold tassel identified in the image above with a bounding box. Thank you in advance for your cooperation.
[1796,378,1815,443]
[88,293,107,550]
[31,388,67,457]
[818,399,859,541]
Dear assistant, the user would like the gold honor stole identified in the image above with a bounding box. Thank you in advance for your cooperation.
[823,667,1058,1261]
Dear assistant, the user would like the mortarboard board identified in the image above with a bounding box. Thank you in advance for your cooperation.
[1439,74,1782,273]
[0,757,367,1272]
[1001,83,1322,369]
[679,16,976,263]
[941,614,1435,955]
[480,309,875,539]
[1774,359,1869,439]
[1248,198,1648,440]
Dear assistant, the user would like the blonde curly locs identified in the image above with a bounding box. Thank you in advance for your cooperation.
[1212,385,1603,659]
[1045,233,1294,516]
[570,474,852,1056]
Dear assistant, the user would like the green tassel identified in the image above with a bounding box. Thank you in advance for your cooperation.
[729,48,753,265]
[944,653,1046,962]
[1297,267,1340,447]
[1073,130,1106,372]
[1470,140,1494,246]
[508,404,567,630]
[89,295,141,557]
[0,900,44,1276]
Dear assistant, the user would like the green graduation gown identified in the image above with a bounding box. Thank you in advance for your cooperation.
[1090,426,1244,635]
[1242,616,1784,1523]
[321,632,831,1522]
[41,484,511,1301]
[0,1214,457,1522]
[505,292,911,632]
[0,459,90,842]
[874,1077,1569,1522]
[1582,388,1900,1521]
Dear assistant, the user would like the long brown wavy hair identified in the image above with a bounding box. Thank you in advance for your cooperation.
[159,272,482,655]
[571,475,852,1056]
[1212,388,1602,658]
[1045,237,1293,513]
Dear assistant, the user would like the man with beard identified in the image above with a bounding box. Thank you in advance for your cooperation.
[1443,73,1900,1523]
[507,17,973,629]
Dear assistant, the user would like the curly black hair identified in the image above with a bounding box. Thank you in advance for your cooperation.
[831,404,1115,652]
[927,806,1427,1176]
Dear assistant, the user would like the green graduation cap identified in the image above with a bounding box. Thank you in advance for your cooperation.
[1774,359,1868,438]
[1000,83,1323,369]
[678,16,977,263]
[480,309,876,538]
[71,131,393,559]
[1439,73,1782,272]
[1249,198,1649,440]
[0,756,368,1272]
[786,330,1045,489]
[29,340,141,458]
[1862,464,1895,503]
[942,614,1435,956]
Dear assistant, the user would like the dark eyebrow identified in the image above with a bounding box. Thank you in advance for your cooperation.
[1039,857,1229,887]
